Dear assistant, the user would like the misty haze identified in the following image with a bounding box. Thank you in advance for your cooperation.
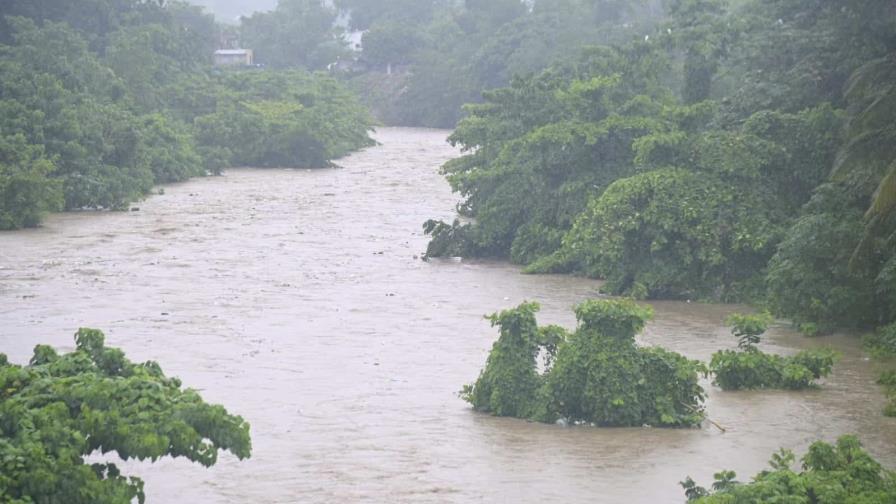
[1,1,895,503]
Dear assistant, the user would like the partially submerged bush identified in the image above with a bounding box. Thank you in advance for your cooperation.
[727,312,773,350]
[866,322,896,358]
[461,302,548,418]
[682,435,896,503]
[879,371,896,417]
[710,348,837,390]
[709,313,837,390]
[462,299,707,427]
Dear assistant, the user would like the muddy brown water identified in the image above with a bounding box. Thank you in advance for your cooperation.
[1,128,894,503]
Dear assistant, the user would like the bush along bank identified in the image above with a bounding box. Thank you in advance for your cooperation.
[0,4,374,230]
[423,0,896,340]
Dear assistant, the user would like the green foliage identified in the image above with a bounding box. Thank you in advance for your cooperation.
[879,371,896,417]
[727,312,773,350]
[414,0,894,334]
[0,329,251,503]
[463,299,707,427]
[194,71,374,168]
[424,15,847,301]
[0,3,375,229]
[765,48,896,334]
[429,45,675,261]
[334,0,663,127]
[137,114,204,184]
[683,435,896,503]
[360,21,424,68]
[710,348,838,391]
[866,323,896,358]
[0,137,63,230]
[766,185,885,333]
[709,314,837,390]
[461,302,548,419]
[422,219,481,259]
[240,0,346,69]
[561,168,779,300]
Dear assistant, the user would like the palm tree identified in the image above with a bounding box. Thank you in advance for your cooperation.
[831,52,896,269]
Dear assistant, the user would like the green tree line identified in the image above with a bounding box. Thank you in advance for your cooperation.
[0,0,374,230]
[225,1,666,128]
[342,0,670,127]
[424,0,896,336]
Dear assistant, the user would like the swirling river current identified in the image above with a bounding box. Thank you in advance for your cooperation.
[1,128,894,503]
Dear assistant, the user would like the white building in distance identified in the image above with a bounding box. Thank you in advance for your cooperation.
[214,49,254,67]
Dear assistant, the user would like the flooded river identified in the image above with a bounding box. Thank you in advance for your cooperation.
[1,128,894,503]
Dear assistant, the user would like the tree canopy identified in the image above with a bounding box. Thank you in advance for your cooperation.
[423,0,896,335]
[682,436,896,503]
[0,0,374,230]
[462,299,707,427]
[0,329,251,503]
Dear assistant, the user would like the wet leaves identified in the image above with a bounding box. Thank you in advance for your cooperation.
[0,328,251,503]
[463,299,707,427]
[683,436,896,503]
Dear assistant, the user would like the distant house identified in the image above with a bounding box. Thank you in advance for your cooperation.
[214,49,254,67]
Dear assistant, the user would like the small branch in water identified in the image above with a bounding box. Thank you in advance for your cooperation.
[682,402,727,433]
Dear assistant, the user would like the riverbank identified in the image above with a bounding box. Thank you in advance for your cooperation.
[1,128,894,503]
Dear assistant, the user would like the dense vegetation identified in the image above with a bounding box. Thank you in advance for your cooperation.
[709,313,837,390]
[462,299,707,427]
[681,436,896,503]
[219,0,668,128]
[0,0,374,230]
[866,324,896,417]
[0,329,251,503]
[424,0,896,336]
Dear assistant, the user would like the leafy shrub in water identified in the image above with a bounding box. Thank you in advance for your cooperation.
[682,435,896,503]
[879,371,896,418]
[866,322,896,358]
[0,329,251,503]
[462,299,707,427]
[423,219,485,259]
[544,300,707,427]
[727,312,773,350]
[864,325,896,417]
[460,302,549,418]
[709,313,837,390]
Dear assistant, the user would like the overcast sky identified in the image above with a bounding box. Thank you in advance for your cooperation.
[190,0,279,23]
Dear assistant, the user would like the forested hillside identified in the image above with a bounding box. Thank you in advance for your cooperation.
[423,0,896,336]
[0,0,374,230]
[339,0,667,127]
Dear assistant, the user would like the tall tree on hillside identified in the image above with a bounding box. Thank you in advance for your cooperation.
[240,0,346,69]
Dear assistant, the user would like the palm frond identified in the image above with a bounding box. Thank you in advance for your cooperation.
[867,160,896,220]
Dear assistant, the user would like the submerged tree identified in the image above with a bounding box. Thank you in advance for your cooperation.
[462,299,707,427]
[0,329,252,503]
[460,302,549,419]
